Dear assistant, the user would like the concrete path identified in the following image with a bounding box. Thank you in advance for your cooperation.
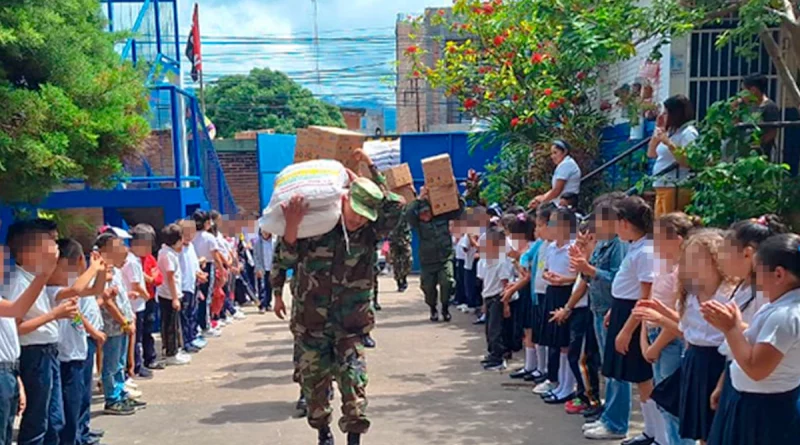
[94,276,631,444]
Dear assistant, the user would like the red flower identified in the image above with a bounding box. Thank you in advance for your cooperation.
[548,101,558,109]
[504,60,513,68]
[405,45,419,55]
[576,71,586,81]
[558,97,567,104]
[531,53,544,64]
[447,46,457,54]
[543,88,553,96]
[412,70,421,78]
[526,116,534,124]
[437,9,445,16]
[482,3,495,14]
[464,98,478,110]
[494,0,503,5]
[511,94,519,102]
[511,117,520,127]
[493,35,506,46]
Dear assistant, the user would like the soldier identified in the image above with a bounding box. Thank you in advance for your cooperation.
[406,186,464,322]
[389,214,413,292]
[275,149,403,445]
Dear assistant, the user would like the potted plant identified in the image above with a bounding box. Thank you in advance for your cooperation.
[615,82,649,140]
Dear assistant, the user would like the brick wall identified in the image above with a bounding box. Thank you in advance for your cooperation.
[217,150,261,215]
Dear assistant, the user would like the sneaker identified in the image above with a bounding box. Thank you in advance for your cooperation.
[103,401,135,416]
[124,378,138,389]
[124,398,147,410]
[583,404,604,419]
[191,338,208,349]
[89,429,105,438]
[532,380,557,395]
[484,360,507,371]
[621,434,655,445]
[362,335,376,349]
[184,344,201,354]
[203,328,222,338]
[582,420,603,432]
[125,388,143,399]
[165,354,191,366]
[583,425,626,440]
[456,304,469,312]
[473,314,486,325]
[233,310,246,320]
[565,398,590,415]
[145,361,166,371]
[137,367,154,379]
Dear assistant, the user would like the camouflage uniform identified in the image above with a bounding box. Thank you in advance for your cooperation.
[271,239,303,384]
[275,168,403,435]
[372,249,380,306]
[406,198,464,311]
[389,217,412,287]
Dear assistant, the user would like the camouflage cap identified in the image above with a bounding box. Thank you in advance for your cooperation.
[348,177,383,222]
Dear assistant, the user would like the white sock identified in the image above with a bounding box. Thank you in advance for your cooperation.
[525,347,537,372]
[556,353,576,398]
[641,400,668,444]
[552,359,566,393]
[536,345,548,374]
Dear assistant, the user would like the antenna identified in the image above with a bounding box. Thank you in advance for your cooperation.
[312,0,321,87]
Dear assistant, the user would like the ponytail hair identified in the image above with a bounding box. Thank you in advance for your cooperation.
[657,212,703,239]
[727,215,788,249]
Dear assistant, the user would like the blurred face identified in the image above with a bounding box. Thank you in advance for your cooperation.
[17,232,58,273]
[130,239,151,257]
[680,241,720,297]
[719,238,755,281]
[341,195,368,232]
[102,238,128,268]
[550,145,567,165]
[181,222,197,245]
[615,218,641,242]
[742,84,761,102]
[535,217,550,241]
[483,237,503,260]
[549,215,571,243]
[754,255,800,302]
[594,216,616,239]
[654,224,683,263]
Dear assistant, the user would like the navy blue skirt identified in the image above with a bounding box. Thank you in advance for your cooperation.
[709,370,800,445]
[601,298,653,383]
[538,285,572,348]
[519,286,533,329]
[651,365,681,418]
[679,345,726,441]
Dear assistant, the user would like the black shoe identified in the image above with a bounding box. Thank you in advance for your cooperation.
[543,392,575,405]
[621,434,655,445]
[509,368,531,379]
[398,281,408,292]
[583,404,604,419]
[429,308,439,322]
[362,335,376,348]
[145,361,166,371]
[89,429,105,438]
[523,370,543,382]
[347,432,361,445]
[296,395,308,417]
[124,398,147,410]
[318,426,335,445]
[103,401,135,416]
[374,302,382,311]
[442,310,452,322]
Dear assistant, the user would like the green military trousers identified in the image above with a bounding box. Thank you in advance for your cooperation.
[298,331,369,434]
[419,261,454,310]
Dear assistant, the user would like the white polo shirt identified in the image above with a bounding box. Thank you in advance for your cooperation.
[552,155,581,201]
[10,267,58,346]
[679,286,729,347]
[192,231,219,263]
[122,253,146,313]
[544,241,576,279]
[611,237,655,300]
[156,245,183,300]
[479,258,514,299]
[730,289,800,393]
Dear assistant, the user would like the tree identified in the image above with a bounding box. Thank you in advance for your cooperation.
[0,0,150,204]
[205,68,346,138]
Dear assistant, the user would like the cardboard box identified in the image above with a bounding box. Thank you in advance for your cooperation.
[383,163,413,189]
[392,184,417,204]
[294,126,367,166]
[421,154,455,187]
[428,183,460,216]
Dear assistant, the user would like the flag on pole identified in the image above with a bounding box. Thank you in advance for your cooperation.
[185,3,202,82]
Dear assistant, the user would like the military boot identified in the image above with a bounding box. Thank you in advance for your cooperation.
[442,307,452,322]
[296,391,308,417]
[347,432,361,445]
[318,426,334,445]
[429,306,439,322]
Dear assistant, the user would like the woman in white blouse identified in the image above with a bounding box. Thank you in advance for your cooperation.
[528,140,582,209]
[647,95,698,217]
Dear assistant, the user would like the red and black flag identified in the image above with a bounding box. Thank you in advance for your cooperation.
[185,3,202,82]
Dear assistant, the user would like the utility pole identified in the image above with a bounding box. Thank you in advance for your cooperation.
[413,78,421,132]
[312,0,321,86]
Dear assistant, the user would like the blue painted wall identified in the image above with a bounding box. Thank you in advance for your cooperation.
[256,133,297,211]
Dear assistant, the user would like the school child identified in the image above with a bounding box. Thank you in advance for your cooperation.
[95,229,145,416]
[191,210,222,338]
[506,212,541,380]
[596,196,666,444]
[48,239,107,445]
[478,227,514,371]
[253,228,274,313]
[138,227,165,370]
[123,226,154,382]
[453,220,467,309]
[157,223,190,366]
[179,220,205,353]
[640,212,702,445]
[703,233,800,445]
[533,207,579,403]
[574,193,631,433]
[2,221,62,445]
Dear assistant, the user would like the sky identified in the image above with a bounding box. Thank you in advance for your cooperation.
[174,0,452,107]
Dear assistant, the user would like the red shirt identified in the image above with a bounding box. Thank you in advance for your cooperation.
[141,254,162,299]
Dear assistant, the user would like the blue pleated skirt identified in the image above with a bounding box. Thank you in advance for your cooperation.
[538,285,572,348]
[679,345,726,441]
[601,298,653,383]
[708,368,800,445]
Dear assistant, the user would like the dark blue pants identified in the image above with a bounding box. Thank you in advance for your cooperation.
[59,360,85,445]
[181,291,198,347]
[569,308,601,404]
[464,261,480,308]
[196,264,213,331]
[79,340,96,445]
[19,344,63,445]
[484,296,507,362]
[454,259,466,305]
[0,367,19,445]
[257,272,272,310]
